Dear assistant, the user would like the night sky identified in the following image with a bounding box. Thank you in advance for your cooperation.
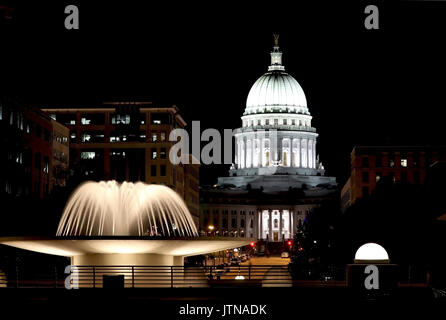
[2,1,446,185]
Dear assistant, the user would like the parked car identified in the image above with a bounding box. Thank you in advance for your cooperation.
[281,251,290,258]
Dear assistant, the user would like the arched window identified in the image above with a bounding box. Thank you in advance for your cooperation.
[274,219,278,228]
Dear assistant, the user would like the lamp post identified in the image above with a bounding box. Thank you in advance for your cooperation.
[208,225,215,236]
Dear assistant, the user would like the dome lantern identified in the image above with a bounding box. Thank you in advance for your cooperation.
[269,34,285,71]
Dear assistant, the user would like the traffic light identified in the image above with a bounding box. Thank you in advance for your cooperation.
[287,240,292,247]
[249,241,255,248]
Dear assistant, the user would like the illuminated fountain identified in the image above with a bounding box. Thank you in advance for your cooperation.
[0,181,252,268]
[57,181,197,237]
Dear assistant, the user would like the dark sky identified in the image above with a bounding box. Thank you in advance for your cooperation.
[2,1,446,185]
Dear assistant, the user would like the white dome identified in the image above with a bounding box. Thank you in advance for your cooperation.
[245,71,308,115]
[354,243,389,263]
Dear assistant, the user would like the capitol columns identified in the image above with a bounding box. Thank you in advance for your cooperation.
[308,139,312,169]
[313,140,317,169]
[258,210,263,239]
[279,210,283,241]
[269,209,273,241]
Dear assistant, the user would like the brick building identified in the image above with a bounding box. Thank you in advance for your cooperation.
[341,146,446,210]
[0,97,69,199]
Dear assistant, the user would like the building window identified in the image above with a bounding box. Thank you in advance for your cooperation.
[152,133,158,142]
[401,158,408,167]
[240,219,245,228]
[43,156,49,173]
[81,152,96,159]
[388,172,395,183]
[413,152,420,167]
[231,219,236,228]
[375,153,382,167]
[283,119,287,125]
[362,172,369,183]
[388,153,395,167]
[265,119,269,125]
[160,165,166,176]
[257,120,261,126]
[292,119,295,125]
[151,165,157,176]
[151,148,157,160]
[223,218,227,228]
[401,171,408,183]
[274,119,278,125]
[160,132,166,141]
[362,157,369,168]
[362,186,369,197]
[376,172,382,182]
[160,148,166,159]
[111,114,130,124]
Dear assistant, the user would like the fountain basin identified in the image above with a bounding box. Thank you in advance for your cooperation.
[0,236,253,266]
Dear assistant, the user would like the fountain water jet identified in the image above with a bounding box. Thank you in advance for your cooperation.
[57,181,197,237]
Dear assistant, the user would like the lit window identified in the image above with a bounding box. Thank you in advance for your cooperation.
[160,132,166,141]
[160,148,166,159]
[376,172,382,182]
[81,133,91,142]
[43,157,49,173]
[70,120,76,125]
[152,133,157,142]
[151,148,157,160]
[70,132,76,139]
[81,118,91,125]
[401,159,408,167]
[81,152,96,159]
[50,114,56,120]
[153,120,161,124]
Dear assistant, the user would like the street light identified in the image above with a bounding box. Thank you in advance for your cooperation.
[208,225,215,236]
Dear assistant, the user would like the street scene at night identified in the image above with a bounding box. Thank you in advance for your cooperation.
[1,1,446,318]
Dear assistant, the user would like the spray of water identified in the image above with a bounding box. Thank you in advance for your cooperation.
[56,181,198,236]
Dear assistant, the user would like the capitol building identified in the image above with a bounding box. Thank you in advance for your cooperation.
[200,36,336,242]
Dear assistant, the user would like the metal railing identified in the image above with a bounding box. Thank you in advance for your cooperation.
[0,265,294,288]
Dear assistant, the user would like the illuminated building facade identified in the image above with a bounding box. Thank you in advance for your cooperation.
[43,102,200,226]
